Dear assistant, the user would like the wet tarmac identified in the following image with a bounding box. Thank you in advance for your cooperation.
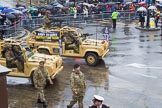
[7,22,162,108]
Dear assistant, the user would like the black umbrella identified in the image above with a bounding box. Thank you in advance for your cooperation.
[11,12,19,16]
[36,5,46,9]
[0,15,3,19]
[5,13,16,19]
[46,5,53,10]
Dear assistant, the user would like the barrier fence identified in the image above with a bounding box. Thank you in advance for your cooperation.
[1,11,137,37]
[21,11,137,31]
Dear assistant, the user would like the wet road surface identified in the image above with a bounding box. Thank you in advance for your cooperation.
[7,22,162,108]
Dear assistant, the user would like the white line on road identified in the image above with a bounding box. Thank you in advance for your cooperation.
[126,63,162,69]
[134,73,158,79]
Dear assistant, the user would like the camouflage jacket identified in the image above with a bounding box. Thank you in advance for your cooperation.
[43,16,51,25]
[5,51,15,61]
[70,70,86,95]
[33,67,50,87]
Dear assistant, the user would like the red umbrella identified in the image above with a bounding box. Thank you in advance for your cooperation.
[138,1,146,5]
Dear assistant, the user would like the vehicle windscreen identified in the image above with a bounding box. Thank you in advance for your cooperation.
[25,50,34,58]
[20,41,31,51]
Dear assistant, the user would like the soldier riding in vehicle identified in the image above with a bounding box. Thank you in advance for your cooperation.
[27,24,110,66]
[4,45,24,72]
[0,39,63,83]
[62,31,79,53]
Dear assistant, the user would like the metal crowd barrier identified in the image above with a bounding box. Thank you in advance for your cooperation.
[0,22,23,39]
[20,11,136,31]
[0,11,136,37]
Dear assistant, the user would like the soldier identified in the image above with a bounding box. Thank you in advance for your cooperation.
[89,95,110,108]
[67,64,86,108]
[62,32,79,53]
[13,45,24,72]
[43,11,52,29]
[62,34,75,50]
[5,45,17,68]
[33,61,53,108]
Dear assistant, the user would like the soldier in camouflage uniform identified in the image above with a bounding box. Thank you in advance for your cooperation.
[62,32,79,53]
[43,11,52,29]
[12,45,24,72]
[33,61,53,108]
[67,64,86,108]
[5,45,22,71]
[5,45,17,67]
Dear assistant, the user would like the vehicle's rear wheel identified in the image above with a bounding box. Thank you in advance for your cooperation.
[38,49,50,55]
[85,53,99,66]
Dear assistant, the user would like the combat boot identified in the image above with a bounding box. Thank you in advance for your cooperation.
[37,99,42,103]
[43,102,48,108]
[67,105,72,108]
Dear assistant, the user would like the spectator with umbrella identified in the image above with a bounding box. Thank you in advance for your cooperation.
[137,7,147,28]
[3,17,12,26]
[2,8,14,14]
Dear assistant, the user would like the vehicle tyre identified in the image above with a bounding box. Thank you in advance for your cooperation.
[85,53,99,66]
[38,49,50,55]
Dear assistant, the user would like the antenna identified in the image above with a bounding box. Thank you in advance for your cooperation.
[95,19,100,46]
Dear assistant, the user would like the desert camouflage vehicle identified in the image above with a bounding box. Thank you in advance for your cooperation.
[0,39,63,84]
[27,26,109,66]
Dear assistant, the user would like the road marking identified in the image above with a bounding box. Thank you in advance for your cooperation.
[134,73,157,79]
[126,63,162,69]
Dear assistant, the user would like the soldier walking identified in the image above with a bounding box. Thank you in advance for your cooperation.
[33,61,53,108]
[67,64,86,108]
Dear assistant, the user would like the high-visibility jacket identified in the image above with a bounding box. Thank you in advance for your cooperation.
[156,11,160,19]
[111,11,118,20]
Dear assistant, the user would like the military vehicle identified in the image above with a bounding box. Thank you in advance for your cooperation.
[26,26,109,66]
[0,39,63,84]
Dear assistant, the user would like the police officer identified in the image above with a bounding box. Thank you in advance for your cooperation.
[111,10,119,29]
[43,11,52,29]
[89,95,110,108]
[33,61,53,108]
[67,64,86,108]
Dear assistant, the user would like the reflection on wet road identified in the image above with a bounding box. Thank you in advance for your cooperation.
[8,22,162,108]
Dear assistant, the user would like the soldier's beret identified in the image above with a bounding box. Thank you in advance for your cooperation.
[46,11,51,14]
[39,61,45,64]
[74,64,80,69]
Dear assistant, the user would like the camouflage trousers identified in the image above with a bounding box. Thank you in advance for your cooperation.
[68,44,79,53]
[37,87,46,102]
[67,95,84,108]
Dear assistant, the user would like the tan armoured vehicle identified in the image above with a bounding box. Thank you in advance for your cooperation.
[27,26,109,66]
[0,39,63,84]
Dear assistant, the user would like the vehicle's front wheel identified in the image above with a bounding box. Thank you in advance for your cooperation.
[85,53,99,66]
